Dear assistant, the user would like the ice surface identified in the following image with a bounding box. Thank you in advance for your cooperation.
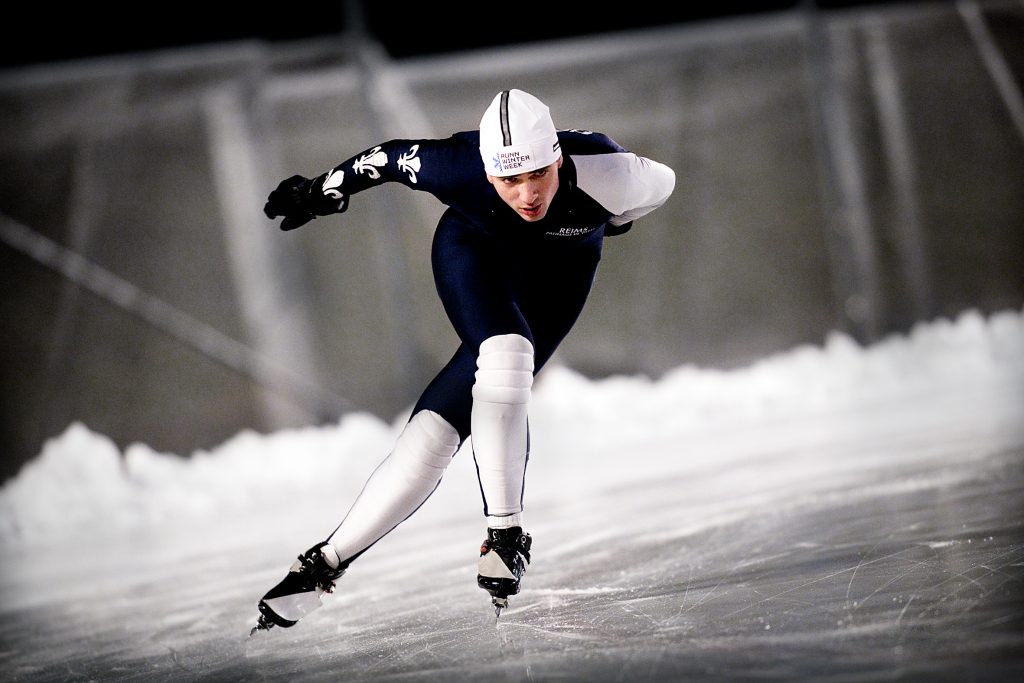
[1,308,1022,681]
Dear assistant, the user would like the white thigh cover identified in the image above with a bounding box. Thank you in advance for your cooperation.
[471,334,534,519]
[328,409,460,561]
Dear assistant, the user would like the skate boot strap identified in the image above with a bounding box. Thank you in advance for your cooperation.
[481,527,532,562]
[301,543,348,583]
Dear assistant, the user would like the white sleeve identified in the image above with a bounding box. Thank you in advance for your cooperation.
[572,152,676,226]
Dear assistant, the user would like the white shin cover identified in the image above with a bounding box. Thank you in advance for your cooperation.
[471,334,534,524]
[328,409,460,561]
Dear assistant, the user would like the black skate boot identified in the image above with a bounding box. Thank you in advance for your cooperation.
[250,542,348,635]
[477,526,532,617]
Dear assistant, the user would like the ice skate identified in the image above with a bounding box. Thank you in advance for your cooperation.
[250,542,348,635]
[477,527,532,617]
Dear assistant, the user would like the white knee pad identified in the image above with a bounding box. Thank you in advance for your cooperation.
[391,409,462,481]
[471,334,534,522]
[472,334,535,404]
[328,410,460,561]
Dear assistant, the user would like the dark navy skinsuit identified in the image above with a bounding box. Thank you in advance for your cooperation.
[320,129,663,440]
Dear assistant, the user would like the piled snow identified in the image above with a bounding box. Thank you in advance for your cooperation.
[1,307,1021,546]
[0,413,396,545]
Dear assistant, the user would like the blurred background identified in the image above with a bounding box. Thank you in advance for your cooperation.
[1,0,1022,484]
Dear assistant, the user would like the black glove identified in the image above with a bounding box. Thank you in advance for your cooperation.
[264,173,349,231]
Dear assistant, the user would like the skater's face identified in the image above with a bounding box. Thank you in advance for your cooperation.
[487,156,562,222]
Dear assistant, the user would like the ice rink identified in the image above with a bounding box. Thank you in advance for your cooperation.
[1,307,1022,681]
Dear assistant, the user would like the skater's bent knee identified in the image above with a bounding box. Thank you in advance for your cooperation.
[404,410,461,459]
[473,334,534,404]
[478,333,534,357]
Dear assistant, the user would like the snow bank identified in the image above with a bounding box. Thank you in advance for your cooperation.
[1,307,1021,546]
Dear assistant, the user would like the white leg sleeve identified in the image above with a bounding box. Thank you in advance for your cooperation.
[471,334,534,527]
[327,409,460,561]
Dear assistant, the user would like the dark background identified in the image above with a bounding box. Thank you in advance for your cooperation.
[2,1,920,67]
[2,0,1021,484]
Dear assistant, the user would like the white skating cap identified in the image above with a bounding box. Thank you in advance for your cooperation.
[479,89,561,177]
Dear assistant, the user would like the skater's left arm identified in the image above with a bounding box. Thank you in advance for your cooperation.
[608,154,676,227]
[572,151,676,234]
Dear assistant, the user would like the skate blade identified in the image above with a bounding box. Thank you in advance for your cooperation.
[247,614,275,639]
[491,596,509,619]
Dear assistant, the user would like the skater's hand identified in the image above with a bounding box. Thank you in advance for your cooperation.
[264,173,349,231]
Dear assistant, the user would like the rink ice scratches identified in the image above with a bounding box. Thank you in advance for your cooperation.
[2,320,1022,679]
[531,586,622,596]
[515,445,1023,652]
